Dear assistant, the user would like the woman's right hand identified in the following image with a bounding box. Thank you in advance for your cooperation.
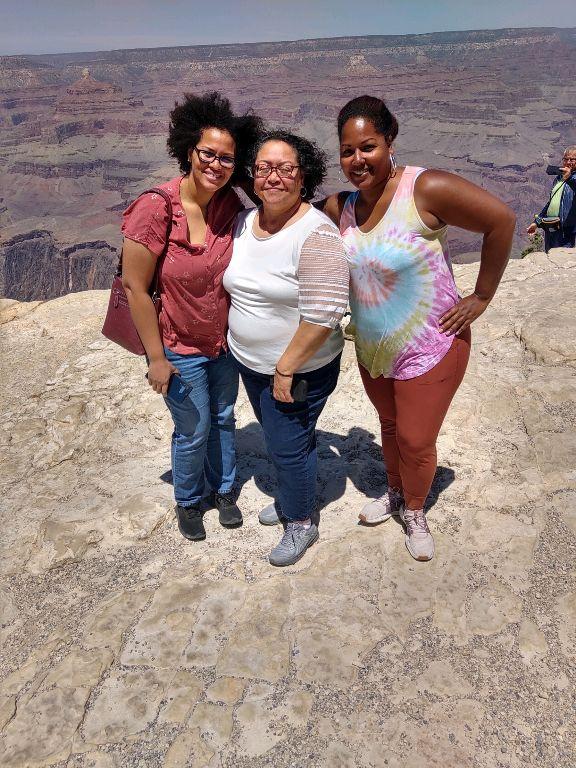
[526,222,538,236]
[147,357,179,395]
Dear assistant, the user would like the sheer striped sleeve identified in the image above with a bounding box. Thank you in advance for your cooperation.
[297,224,350,329]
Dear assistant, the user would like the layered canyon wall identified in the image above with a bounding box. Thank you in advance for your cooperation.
[1,27,575,299]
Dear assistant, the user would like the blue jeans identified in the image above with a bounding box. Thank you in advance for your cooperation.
[544,227,576,252]
[234,354,341,522]
[163,349,239,508]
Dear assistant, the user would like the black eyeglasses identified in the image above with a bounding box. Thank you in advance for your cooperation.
[194,146,235,169]
[253,162,300,179]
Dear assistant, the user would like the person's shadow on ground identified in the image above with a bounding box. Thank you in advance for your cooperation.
[160,421,455,526]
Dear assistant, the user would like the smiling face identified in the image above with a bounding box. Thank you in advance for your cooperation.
[562,149,576,171]
[339,117,392,190]
[188,127,235,193]
[253,140,303,212]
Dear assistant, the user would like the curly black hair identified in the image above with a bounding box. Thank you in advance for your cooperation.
[337,95,399,145]
[249,129,327,201]
[167,91,263,184]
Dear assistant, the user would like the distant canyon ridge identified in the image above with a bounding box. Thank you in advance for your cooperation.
[1,27,575,301]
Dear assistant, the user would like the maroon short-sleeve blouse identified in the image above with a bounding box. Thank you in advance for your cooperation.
[122,176,244,356]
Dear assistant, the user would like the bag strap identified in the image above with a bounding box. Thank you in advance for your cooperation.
[116,187,174,291]
[143,187,173,298]
[545,179,565,209]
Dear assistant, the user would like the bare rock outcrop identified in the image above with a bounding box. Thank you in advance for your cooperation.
[0,250,575,766]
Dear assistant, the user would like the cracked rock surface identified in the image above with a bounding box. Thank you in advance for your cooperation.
[1,249,575,767]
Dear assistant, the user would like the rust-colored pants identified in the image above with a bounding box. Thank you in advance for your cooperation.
[359,328,471,510]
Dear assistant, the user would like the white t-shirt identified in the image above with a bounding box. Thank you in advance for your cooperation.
[223,206,349,375]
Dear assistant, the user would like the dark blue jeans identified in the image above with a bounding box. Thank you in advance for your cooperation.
[234,355,341,522]
[544,228,576,252]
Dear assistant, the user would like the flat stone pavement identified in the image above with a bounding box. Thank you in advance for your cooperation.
[0,249,575,768]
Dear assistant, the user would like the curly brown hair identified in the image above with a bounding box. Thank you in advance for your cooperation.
[249,129,327,201]
[167,91,263,183]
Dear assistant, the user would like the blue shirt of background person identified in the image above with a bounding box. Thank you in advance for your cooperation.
[527,147,576,252]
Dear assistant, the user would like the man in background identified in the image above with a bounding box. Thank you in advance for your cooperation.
[527,147,576,252]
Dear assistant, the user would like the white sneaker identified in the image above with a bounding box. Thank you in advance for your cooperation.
[399,508,434,561]
[359,488,404,525]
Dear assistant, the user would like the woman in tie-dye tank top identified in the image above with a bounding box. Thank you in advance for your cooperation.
[320,96,515,561]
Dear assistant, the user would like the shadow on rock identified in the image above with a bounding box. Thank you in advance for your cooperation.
[158,422,455,523]
[426,465,456,512]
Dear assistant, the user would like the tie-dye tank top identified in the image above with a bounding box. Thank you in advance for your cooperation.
[339,166,459,380]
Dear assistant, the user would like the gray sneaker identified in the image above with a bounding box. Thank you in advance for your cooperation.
[268,522,319,567]
[399,508,435,561]
[258,500,284,526]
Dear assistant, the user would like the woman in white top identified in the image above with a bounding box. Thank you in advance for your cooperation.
[224,130,349,567]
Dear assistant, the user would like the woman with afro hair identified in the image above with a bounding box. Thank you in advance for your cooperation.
[121,91,262,542]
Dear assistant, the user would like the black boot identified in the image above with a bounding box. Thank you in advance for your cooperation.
[175,504,205,540]
[212,492,243,527]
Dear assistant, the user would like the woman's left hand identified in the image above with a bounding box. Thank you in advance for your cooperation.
[439,294,490,336]
[273,371,294,403]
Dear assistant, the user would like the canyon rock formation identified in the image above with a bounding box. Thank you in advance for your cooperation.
[1,27,576,299]
[0,249,575,767]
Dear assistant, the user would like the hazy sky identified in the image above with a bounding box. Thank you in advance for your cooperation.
[1,0,575,56]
